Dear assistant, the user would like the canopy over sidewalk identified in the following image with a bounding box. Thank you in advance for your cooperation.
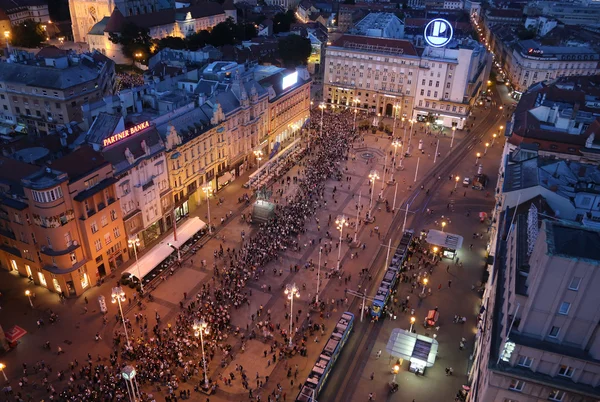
[386,328,439,368]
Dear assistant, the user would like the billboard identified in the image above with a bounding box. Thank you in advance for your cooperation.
[282,71,298,90]
[424,19,453,48]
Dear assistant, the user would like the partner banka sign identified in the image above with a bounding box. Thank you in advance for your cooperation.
[424,18,453,48]
[103,121,150,147]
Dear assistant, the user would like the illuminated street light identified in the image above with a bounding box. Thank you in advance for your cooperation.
[441,221,447,232]
[335,215,348,271]
[484,142,490,155]
[0,363,7,382]
[368,170,380,215]
[319,103,326,137]
[421,277,429,294]
[352,98,360,131]
[111,286,131,349]
[193,319,210,389]
[25,290,33,308]
[392,364,400,383]
[128,238,143,293]
[253,149,263,170]
[454,175,460,189]
[409,316,416,332]
[491,133,497,147]
[475,152,481,165]
[450,126,456,148]
[391,139,402,179]
[284,284,300,346]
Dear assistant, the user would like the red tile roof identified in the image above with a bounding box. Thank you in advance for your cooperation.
[330,35,418,57]
[36,45,68,59]
[104,8,126,33]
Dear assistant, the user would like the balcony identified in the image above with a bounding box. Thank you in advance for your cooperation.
[582,213,600,230]
[0,227,16,240]
[40,242,80,257]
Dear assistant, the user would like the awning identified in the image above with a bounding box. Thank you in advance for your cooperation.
[5,325,27,343]
[426,229,464,250]
[386,328,439,367]
[218,171,233,186]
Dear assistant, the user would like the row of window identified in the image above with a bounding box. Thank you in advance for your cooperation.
[31,187,63,204]
[90,210,118,233]
[508,380,566,401]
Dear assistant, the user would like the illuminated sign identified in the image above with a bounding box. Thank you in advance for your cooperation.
[424,18,453,48]
[103,121,150,147]
[527,48,544,56]
[282,71,298,90]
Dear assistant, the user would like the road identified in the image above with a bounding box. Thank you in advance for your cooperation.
[321,86,508,402]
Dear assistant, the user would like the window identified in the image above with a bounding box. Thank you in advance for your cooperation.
[91,221,98,233]
[64,231,72,247]
[568,277,581,290]
[70,252,77,265]
[101,215,108,227]
[549,326,560,338]
[548,390,565,401]
[508,379,524,391]
[14,212,22,224]
[31,186,63,203]
[110,209,117,221]
[558,302,570,315]
[113,227,121,238]
[104,233,112,245]
[517,355,533,367]
[94,239,102,252]
[558,365,574,378]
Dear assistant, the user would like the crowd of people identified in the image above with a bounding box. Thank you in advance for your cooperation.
[5,109,360,402]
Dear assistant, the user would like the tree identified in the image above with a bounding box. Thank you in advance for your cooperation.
[187,30,212,50]
[234,22,258,42]
[278,34,311,67]
[156,36,187,51]
[10,20,46,48]
[209,19,237,46]
[109,22,152,62]
[273,10,296,33]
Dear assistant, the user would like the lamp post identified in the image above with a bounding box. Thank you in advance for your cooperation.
[111,286,131,349]
[392,364,400,383]
[284,284,300,346]
[408,119,415,147]
[379,155,387,199]
[128,238,143,293]
[441,221,447,232]
[3,31,9,52]
[450,126,456,148]
[335,215,348,271]
[432,246,439,263]
[409,316,416,332]
[454,175,460,190]
[475,152,481,165]
[0,363,8,382]
[253,149,263,170]
[193,318,210,389]
[319,103,326,137]
[499,125,504,132]
[121,365,140,402]
[167,242,181,262]
[392,103,400,137]
[354,191,361,243]
[426,121,430,135]
[421,277,429,294]
[316,247,322,304]
[391,139,402,179]
[368,170,379,216]
[25,290,33,308]
[484,142,490,155]
[352,98,360,131]
[202,186,212,233]
[491,133,497,147]
[401,116,406,129]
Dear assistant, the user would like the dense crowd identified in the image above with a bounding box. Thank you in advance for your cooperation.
[4,109,359,402]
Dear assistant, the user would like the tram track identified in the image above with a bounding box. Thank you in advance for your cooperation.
[322,89,505,402]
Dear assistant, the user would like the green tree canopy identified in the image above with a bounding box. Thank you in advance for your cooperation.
[186,30,212,50]
[273,10,296,33]
[156,36,187,50]
[278,34,311,67]
[10,20,46,48]
[109,22,152,63]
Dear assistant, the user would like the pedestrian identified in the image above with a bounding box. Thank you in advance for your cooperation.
[459,341,465,350]
[448,280,452,288]
[84,297,88,304]
[370,372,374,380]
[438,284,442,290]
[369,392,374,401]
[376,350,381,359]
[446,265,450,273]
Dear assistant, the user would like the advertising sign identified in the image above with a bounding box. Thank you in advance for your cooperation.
[424,18,453,48]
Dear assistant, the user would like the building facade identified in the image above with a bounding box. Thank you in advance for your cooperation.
[348,13,405,39]
[0,52,115,135]
[0,0,50,26]
[0,146,128,297]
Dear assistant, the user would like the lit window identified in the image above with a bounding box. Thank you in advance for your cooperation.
[508,379,524,391]
[104,233,112,245]
[549,390,565,401]
[94,239,102,252]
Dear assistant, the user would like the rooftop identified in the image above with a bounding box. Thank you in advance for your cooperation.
[546,220,600,262]
[329,35,419,57]
[50,145,109,183]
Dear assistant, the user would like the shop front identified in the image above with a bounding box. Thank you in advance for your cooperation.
[175,200,189,222]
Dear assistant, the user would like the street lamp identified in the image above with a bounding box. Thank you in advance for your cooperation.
[202,186,212,234]
[316,247,322,304]
[484,142,490,155]
[121,365,141,402]
[167,242,181,262]
[454,175,460,190]
[432,246,439,262]
[441,221,447,232]
[499,125,504,131]
[391,139,402,179]
[319,103,326,137]
[409,316,416,332]
[475,152,481,165]
[25,290,33,308]
[368,170,380,215]
[128,238,143,293]
[392,103,400,137]
[352,98,360,130]
[451,126,456,148]
[421,277,429,294]
[0,363,7,382]
[491,133,497,147]
[426,121,430,135]
[335,215,348,271]
[392,364,400,383]
[284,284,300,346]
[193,319,210,389]
[111,286,131,349]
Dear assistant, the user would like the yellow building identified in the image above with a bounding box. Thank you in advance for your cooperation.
[0,146,128,297]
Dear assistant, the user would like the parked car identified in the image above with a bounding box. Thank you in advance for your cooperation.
[472,174,488,190]
[462,177,471,187]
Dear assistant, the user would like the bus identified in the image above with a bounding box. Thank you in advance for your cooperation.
[370,231,414,318]
[296,312,355,402]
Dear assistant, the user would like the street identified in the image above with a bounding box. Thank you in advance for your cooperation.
[0,84,514,402]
